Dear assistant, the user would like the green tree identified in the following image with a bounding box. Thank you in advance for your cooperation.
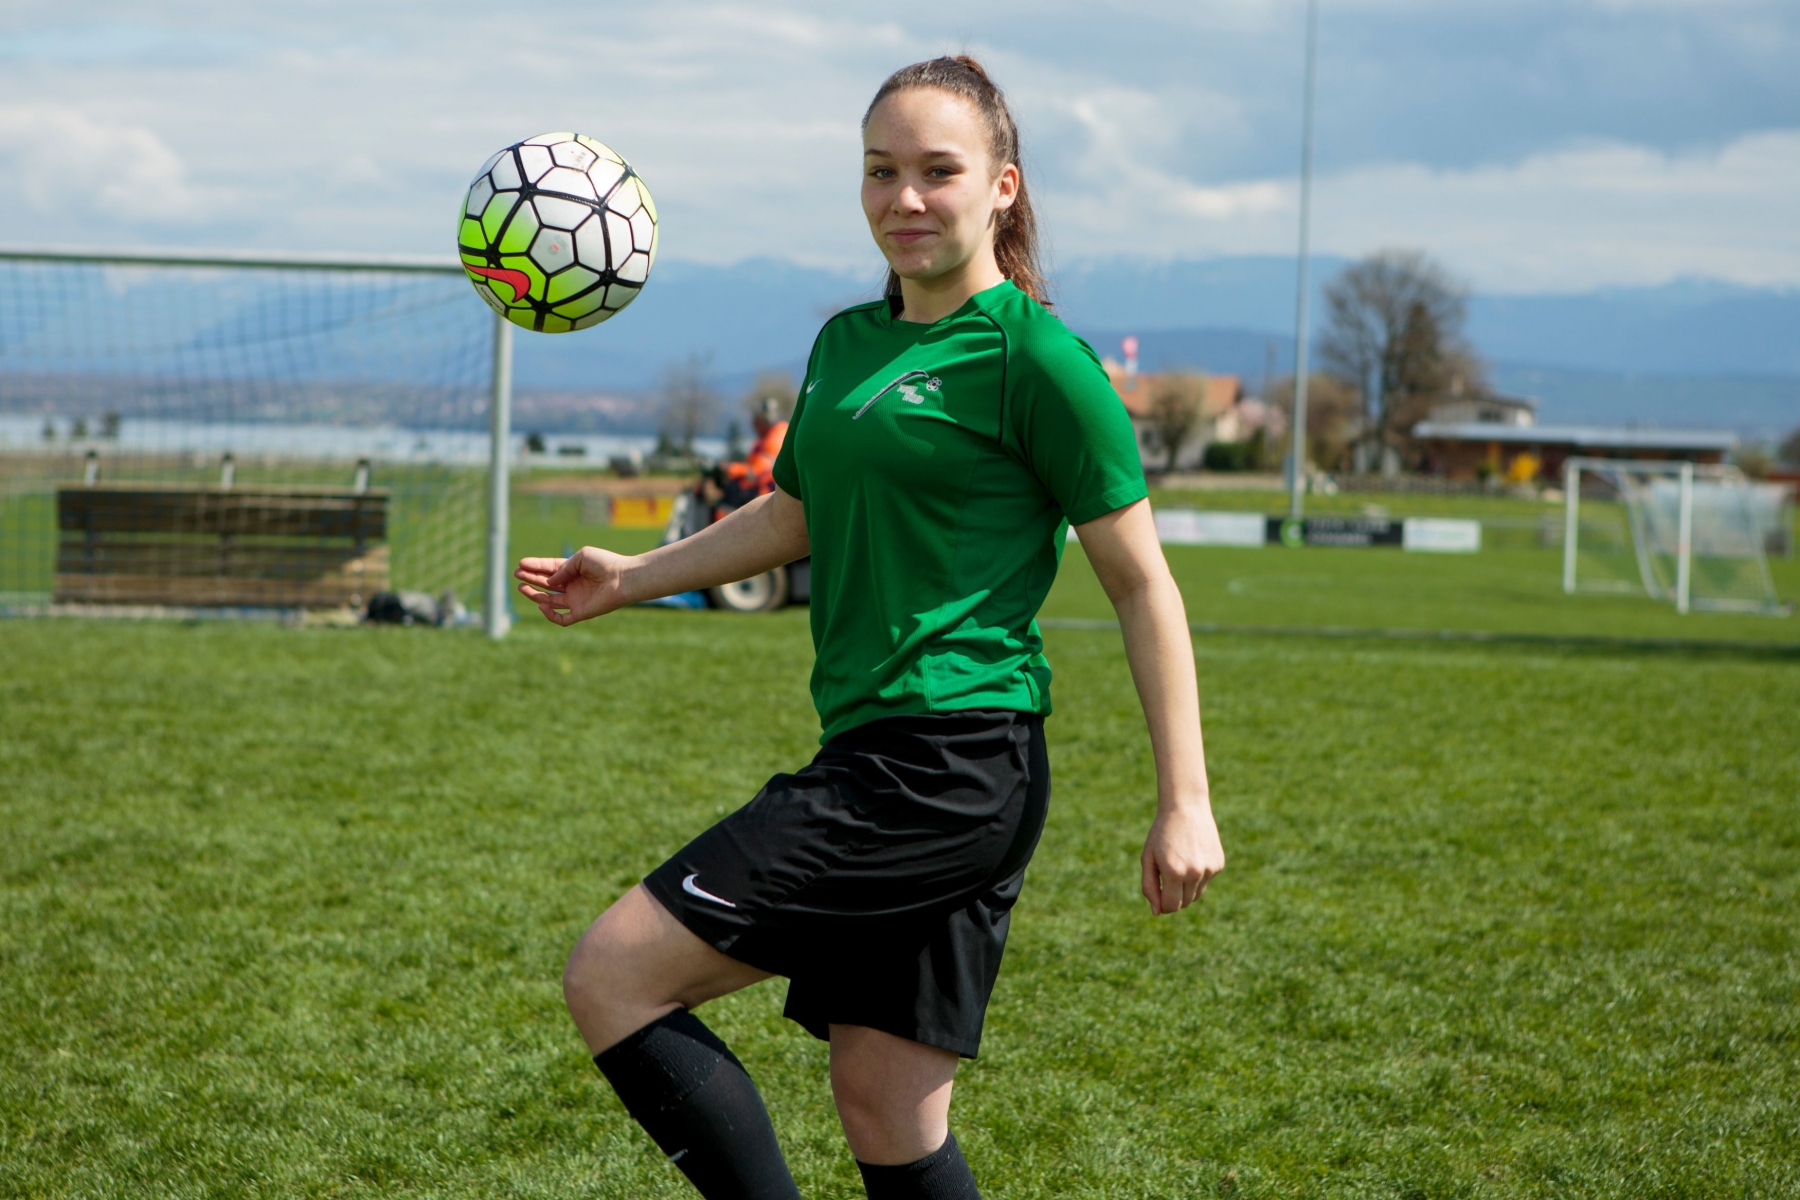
[1780,426,1800,467]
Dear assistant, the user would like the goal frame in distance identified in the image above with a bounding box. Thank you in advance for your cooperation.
[1561,455,1786,616]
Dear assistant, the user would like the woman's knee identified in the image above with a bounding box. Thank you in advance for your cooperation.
[832,1067,950,1164]
[561,885,769,1053]
[561,890,672,1019]
[561,919,623,1010]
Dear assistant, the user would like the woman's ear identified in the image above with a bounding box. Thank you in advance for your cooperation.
[994,162,1020,212]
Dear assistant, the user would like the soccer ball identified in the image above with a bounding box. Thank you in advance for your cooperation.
[457,133,658,333]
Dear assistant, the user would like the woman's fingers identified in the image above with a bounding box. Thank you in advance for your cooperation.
[519,584,582,624]
[1139,804,1224,917]
[528,592,578,626]
[1140,845,1161,914]
[516,550,623,627]
[1159,859,1185,915]
[515,555,566,578]
[1141,848,1214,916]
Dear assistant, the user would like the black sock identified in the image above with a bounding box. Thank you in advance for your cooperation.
[856,1130,980,1200]
[594,1008,801,1200]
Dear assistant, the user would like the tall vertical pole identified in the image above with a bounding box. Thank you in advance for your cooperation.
[1286,0,1320,522]
[1675,460,1693,615]
[485,312,514,639]
[1562,458,1580,594]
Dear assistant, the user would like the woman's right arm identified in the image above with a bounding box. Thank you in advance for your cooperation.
[514,486,810,626]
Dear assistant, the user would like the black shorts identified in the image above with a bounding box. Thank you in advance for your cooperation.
[642,710,1049,1058]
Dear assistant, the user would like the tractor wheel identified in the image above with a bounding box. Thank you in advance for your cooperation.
[707,569,790,614]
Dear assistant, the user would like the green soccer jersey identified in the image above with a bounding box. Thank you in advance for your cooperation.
[772,279,1148,743]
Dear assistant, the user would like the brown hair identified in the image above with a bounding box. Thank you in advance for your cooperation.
[862,55,1050,307]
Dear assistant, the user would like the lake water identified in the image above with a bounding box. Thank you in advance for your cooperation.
[0,415,725,467]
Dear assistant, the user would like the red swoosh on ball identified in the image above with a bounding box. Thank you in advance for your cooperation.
[465,265,532,304]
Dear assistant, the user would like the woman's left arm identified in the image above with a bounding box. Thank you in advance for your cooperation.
[1074,498,1225,915]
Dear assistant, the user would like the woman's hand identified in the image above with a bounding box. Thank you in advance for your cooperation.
[515,546,632,626]
[515,490,809,630]
[1140,801,1225,916]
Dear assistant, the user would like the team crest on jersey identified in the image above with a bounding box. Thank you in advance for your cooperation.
[853,370,944,420]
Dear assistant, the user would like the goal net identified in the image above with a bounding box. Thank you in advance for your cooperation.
[1562,457,1790,615]
[0,249,499,620]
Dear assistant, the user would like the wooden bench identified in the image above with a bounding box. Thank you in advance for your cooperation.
[55,484,388,608]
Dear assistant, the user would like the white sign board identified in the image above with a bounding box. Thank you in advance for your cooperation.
[1154,510,1268,548]
[1402,517,1481,553]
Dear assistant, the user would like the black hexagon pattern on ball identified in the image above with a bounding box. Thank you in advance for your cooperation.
[457,137,654,332]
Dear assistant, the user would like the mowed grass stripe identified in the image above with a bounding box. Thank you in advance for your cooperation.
[1041,615,1800,657]
[2,610,1796,1198]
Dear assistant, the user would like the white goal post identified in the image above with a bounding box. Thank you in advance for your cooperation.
[1561,456,1789,616]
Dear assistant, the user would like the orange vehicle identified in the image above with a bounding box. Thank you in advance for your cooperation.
[712,398,789,508]
[654,398,808,613]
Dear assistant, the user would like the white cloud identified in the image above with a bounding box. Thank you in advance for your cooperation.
[1039,128,1800,292]
[1317,130,1800,291]
[0,4,1793,291]
[0,105,210,222]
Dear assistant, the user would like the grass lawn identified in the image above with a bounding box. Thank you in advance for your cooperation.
[1049,544,1800,645]
[510,490,1800,645]
[3,531,1798,1198]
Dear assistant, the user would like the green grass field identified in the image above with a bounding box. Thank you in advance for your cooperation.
[3,507,1798,1198]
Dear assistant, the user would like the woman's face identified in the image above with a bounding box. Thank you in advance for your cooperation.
[862,88,1018,286]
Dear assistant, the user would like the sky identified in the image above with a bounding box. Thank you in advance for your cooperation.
[0,1,1796,294]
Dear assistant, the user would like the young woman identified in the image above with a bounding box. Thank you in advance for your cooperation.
[515,56,1224,1200]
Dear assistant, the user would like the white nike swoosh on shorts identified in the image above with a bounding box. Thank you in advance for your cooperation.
[681,873,737,908]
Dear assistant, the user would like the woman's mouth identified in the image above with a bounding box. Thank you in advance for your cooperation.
[888,228,935,245]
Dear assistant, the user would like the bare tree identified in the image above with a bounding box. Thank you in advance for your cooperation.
[742,369,799,420]
[1267,372,1362,473]
[1318,250,1486,467]
[1144,373,1207,471]
[659,354,719,454]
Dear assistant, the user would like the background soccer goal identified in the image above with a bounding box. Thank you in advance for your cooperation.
[1562,456,1791,616]
[0,248,516,635]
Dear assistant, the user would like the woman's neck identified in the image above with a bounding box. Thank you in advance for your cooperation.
[896,253,1006,325]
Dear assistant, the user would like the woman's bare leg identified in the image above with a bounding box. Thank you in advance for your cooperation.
[829,1024,961,1163]
[562,883,770,1052]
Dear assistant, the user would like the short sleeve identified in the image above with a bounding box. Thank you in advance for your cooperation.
[771,392,804,498]
[772,335,824,499]
[1009,329,1148,525]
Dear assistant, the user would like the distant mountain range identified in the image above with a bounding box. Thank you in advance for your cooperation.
[510,255,1800,439]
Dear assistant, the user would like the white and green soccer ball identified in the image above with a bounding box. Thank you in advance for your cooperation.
[457,133,658,333]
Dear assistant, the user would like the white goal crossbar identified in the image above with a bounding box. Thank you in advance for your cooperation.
[1562,456,1788,616]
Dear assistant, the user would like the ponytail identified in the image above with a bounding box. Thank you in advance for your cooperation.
[863,55,1050,308]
